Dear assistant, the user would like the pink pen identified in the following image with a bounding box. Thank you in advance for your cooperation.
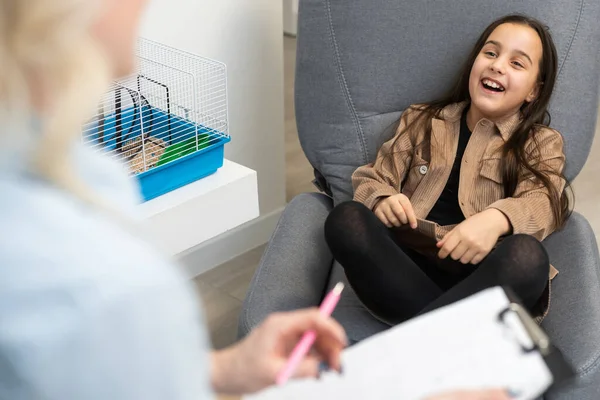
[275,282,345,386]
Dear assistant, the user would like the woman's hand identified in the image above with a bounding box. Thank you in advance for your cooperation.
[374,194,418,229]
[437,209,512,264]
[424,388,513,400]
[210,308,347,395]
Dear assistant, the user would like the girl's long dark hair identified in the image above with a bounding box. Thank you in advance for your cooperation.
[390,14,572,231]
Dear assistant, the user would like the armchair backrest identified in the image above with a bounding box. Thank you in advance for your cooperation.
[295,0,600,204]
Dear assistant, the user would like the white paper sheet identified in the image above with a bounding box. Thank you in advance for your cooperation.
[245,287,553,400]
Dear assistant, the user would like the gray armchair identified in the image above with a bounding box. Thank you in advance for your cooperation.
[240,1,600,398]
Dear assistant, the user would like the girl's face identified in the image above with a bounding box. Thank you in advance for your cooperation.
[468,23,543,122]
[91,0,149,78]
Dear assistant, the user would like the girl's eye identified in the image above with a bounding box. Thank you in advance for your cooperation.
[512,61,524,68]
[484,51,497,57]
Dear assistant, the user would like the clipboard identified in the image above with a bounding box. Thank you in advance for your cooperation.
[245,287,575,400]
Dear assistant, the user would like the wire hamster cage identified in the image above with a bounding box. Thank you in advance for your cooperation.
[82,38,230,201]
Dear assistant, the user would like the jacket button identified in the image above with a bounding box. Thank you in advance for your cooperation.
[419,165,428,175]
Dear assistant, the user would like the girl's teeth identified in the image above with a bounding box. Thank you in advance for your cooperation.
[483,79,504,91]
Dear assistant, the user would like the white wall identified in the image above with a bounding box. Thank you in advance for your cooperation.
[140,0,286,272]
[283,0,299,36]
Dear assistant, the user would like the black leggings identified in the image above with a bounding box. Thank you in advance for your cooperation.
[324,201,549,325]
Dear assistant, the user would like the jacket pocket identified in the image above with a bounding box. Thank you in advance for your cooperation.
[475,158,505,211]
[401,154,429,198]
[479,158,503,184]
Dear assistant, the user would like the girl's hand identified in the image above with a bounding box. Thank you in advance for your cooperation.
[437,209,511,264]
[210,309,347,395]
[374,194,418,229]
[424,388,513,400]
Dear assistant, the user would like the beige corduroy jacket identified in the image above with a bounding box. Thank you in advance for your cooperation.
[353,101,566,282]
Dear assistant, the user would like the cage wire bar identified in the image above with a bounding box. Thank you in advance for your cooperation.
[82,38,229,199]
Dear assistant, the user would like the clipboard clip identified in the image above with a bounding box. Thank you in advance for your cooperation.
[498,302,551,356]
[498,301,577,389]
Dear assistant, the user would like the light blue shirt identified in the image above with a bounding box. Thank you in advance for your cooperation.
[0,123,214,399]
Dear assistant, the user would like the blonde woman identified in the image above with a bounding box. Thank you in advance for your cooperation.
[0,1,511,399]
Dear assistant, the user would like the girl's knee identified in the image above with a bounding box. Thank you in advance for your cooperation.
[502,233,539,246]
[324,201,374,253]
[331,200,369,216]
[501,234,549,266]
[496,234,549,286]
[325,201,369,230]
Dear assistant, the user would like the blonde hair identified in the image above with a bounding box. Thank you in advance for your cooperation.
[0,0,111,203]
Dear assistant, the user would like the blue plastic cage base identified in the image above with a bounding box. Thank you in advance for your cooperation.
[86,106,230,201]
[137,136,229,201]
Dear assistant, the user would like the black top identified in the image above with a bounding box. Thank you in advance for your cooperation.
[426,109,471,226]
